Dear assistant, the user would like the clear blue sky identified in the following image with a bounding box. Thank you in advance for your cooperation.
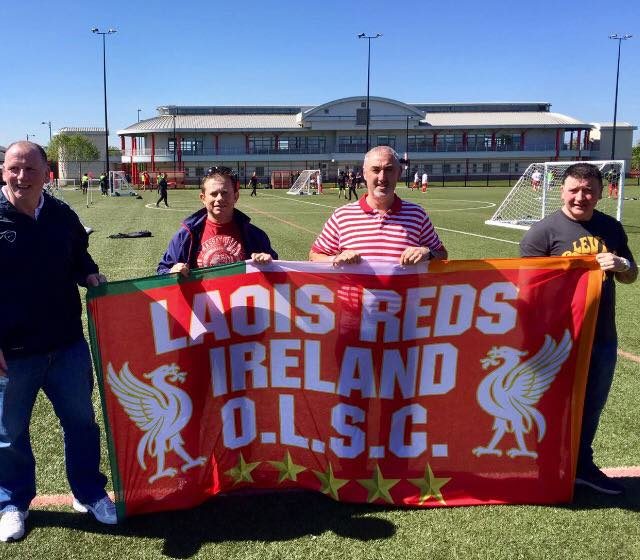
[1,0,638,148]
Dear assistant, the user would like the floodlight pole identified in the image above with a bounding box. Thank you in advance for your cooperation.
[358,33,382,153]
[172,113,177,173]
[26,133,35,141]
[405,116,412,186]
[92,27,117,193]
[137,108,141,122]
[41,121,52,142]
[608,34,632,160]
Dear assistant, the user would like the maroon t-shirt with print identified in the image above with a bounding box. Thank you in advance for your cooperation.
[197,219,245,267]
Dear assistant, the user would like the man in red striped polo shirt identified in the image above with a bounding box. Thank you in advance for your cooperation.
[309,146,447,265]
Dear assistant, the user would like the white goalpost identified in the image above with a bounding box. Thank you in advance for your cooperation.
[109,171,137,197]
[287,170,321,195]
[485,160,625,230]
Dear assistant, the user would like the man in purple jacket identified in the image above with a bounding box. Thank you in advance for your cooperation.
[158,166,277,276]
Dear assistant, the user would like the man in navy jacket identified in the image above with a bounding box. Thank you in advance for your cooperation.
[158,166,277,276]
[0,142,116,543]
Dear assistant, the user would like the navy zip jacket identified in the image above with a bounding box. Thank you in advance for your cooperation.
[0,190,98,357]
[157,207,277,274]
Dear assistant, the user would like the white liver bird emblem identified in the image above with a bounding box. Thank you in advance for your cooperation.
[107,362,206,483]
[472,330,572,459]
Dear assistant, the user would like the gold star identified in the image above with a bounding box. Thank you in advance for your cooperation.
[313,463,349,501]
[268,451,307,483]
[357,465,400,504]
[408,463,451,505]
[225,452,261,485]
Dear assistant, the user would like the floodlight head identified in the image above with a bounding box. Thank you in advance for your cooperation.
[375,33,382,38]
[108,29,117,34]
[91,27,99,33]
[357,33,366,38]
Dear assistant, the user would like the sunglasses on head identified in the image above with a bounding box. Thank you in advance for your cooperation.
[206,166,235,177]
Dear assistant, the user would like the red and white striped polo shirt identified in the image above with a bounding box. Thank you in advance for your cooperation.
[311,195,443,262]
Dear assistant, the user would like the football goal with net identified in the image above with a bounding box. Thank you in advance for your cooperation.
[485,160,625,230]
[109,171,137,197]
[287,170,321,195]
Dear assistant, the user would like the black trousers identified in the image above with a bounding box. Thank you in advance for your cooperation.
[156,190,168,206]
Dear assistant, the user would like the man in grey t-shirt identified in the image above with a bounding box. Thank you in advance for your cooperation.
[520,163,637,495]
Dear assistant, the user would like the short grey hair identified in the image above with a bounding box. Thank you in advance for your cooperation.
[363,145,401,168]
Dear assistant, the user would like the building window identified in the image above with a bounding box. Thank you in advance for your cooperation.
[436,134,464,152]
[472,163,478,173]
[338,136,366,153]
[495,133,522,151]
[456,164,462,174]
[500,162,509,172]
[482,163,491,173]
[425,164,433,173]
[514,163,520,173]
[466,132,493,151]
[408,135,434,152]
[168,138,203,155]
[255,166,265,177]
[443,164,451,173]
[248,136,275,154]
[278,136,326,153]
[356,108,368,125]
[376,136,396,148]
[195,167,204,177]
[306,136,327,153]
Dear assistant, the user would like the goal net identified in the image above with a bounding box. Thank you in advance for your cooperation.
[109,171,137,197]
[485,160,625,230]
[287,169,321,195]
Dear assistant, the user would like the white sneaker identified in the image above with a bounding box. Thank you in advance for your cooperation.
[73,496,117,525]
[72,497,88,513]
[0,510,29,543]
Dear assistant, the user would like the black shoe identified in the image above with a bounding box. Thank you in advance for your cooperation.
[576,464,624,495]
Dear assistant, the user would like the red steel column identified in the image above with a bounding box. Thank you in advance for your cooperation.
[577,130,582,160]
[151,133,156,172]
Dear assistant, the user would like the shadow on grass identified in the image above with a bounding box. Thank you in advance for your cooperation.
[28,478,640,558]
[30,491,395,558]
[565,475,640,511]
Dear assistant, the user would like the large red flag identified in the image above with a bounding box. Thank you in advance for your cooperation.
[87,257,601,519]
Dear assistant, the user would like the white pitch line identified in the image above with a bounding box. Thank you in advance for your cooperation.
[260,193,518,245]
[260,192,340,210]
[438,227,520,245]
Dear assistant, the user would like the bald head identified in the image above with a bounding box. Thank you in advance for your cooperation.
[6,141,48,167]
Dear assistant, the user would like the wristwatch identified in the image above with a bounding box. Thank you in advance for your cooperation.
[618,257,631,272]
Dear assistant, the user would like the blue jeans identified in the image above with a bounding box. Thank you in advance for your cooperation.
[0,339,107,512]
[577,338,618,471]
